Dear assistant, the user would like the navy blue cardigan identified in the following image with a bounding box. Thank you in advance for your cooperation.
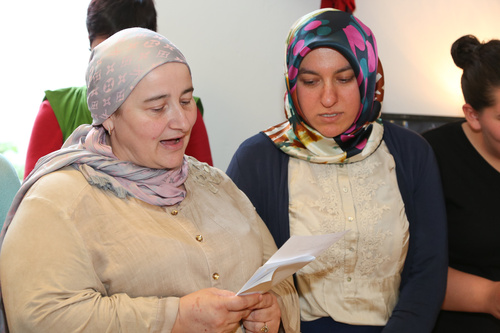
[227,121,448,333]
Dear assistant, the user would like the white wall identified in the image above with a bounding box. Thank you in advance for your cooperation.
[0,0,89,172]
[354,0,500,119]
[2,0,500,174]
[156,0,321,170]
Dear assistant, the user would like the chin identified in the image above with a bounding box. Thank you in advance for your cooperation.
[161,158,185,170]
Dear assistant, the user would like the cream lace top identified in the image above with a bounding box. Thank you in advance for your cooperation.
[289,140,409,325]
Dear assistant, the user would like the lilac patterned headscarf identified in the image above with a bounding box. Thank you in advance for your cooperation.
[264,9,385,164]
[87,27,189,125]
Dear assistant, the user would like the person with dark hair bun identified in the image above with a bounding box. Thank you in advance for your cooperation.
[423,35,500,332]
[24,0,213,180]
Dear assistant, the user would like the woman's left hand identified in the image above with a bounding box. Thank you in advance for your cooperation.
[242,292,281,333]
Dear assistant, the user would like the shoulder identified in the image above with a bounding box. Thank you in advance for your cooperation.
[421,120,465,148]
[44,86,87,110]
[237,132,277,151]
[45,86,87,98]
[26,167,92,205]
[382,120,433,159]
[233,132,286,164]
[186,156,257,210]
[187,156,231,189]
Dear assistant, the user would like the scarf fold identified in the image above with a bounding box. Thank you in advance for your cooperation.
[264,8,385,164]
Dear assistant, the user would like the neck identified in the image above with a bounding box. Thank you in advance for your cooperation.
[462,122,500,172]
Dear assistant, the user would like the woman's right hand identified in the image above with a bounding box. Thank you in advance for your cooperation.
[172,288,263,333]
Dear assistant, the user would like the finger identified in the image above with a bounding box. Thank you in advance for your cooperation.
[242,319,267,333]
[225,293,262,312]
[243,308,272,322]
[247,292,276,311]
[211,288,236,297]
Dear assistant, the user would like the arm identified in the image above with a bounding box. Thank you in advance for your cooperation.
[383,125,448,332]
[442,267,500,318]
[185,108,213,166]
[242,209,300,333]
[24,100,63,179]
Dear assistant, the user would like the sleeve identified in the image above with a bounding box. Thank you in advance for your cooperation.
[383,129,448,332]
[227,154,300,333]
[256,206,300,333]
[227,133,290,248]
[0,195,179,333]
[24,100,64,179]
[185,108,213,166]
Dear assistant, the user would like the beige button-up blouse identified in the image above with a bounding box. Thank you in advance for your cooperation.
[289,142,409,326]
[0,158,299,332]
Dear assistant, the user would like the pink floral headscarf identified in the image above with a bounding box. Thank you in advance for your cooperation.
[264,9,385,164]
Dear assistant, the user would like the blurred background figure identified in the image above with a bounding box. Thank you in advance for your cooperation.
[0,155,20,229]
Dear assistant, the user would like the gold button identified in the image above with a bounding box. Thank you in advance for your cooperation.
[348,216,354,222]
[347,277,352,282]
[195,235,203,242]
[343,187,348,193]
[171,210,178,216]
[212,273,220,280]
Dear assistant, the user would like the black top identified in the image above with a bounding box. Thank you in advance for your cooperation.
[424,120,500,332]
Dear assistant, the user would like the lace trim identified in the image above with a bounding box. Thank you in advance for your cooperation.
[187,157,222,194]
[308,158,391,278]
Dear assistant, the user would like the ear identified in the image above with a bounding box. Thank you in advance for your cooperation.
[102,116,115,134]
[462,103,482,132]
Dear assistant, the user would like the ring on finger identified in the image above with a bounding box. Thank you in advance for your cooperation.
[260,323,269,333]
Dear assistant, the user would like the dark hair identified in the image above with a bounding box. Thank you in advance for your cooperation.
[86,0,157,47]
[451,34,500,111]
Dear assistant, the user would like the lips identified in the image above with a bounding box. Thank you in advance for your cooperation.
[160,136,184,148]
[321,113,339,117]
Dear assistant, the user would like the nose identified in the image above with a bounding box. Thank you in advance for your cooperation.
[168,103,193,133]
[321,83,337,108]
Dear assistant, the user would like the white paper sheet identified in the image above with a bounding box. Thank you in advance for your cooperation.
[236,230,348,295]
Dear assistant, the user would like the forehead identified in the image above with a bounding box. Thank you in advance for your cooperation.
[299,47,351,69]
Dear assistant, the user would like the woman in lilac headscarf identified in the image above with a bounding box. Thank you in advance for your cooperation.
[227,8,447,332]
[0,28,299,333]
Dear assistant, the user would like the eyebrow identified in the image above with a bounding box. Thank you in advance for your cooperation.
[143,87,194,103]
[298,65,353,75]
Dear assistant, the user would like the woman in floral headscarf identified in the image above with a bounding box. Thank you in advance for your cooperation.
[227,8,447,333]
[0,28,299,333]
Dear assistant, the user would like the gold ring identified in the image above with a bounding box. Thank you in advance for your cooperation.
[260,323,269,333]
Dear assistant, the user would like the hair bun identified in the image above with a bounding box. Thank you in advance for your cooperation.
[451,35,480,69]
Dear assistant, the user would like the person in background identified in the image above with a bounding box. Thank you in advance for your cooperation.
[423,35,500,332]
[24,0,212,179]
[0,155,20,229]
[227,8,448,332]
[0,28,299,333]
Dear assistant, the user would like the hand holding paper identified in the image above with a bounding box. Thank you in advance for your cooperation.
[237,231,348,295]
